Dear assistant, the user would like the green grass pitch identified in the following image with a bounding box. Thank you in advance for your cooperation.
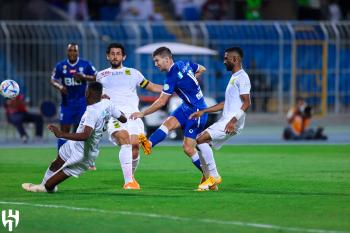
[0,145,349,233]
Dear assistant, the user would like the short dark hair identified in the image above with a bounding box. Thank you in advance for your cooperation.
[106,43,126,55]
[88,82,103,96]
[152,47,172,58]
[225,47,243,58]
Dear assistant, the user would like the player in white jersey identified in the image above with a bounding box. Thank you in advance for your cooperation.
[189,47,251,191]
[95,43,162,189]
[21,82,127,193]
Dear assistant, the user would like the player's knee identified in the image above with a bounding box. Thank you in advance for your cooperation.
[183,144,195,156]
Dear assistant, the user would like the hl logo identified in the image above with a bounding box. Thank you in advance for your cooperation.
[1,209,20,232]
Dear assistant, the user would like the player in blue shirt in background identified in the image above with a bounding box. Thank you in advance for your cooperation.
[130,47,208,184]
[51,43,97,150]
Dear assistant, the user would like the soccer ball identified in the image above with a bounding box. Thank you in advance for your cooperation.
[0,79,20,99]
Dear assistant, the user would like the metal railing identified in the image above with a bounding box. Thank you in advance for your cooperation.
[0,21,349,121]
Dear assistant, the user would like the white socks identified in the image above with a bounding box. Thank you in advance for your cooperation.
[132,155,140,175]
[119,144,133,184]
[198,150,210,178]
[197,143,219,178]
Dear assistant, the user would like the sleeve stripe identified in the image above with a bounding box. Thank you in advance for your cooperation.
[140,79,149,88]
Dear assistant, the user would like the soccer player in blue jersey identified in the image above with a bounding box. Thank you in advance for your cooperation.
[130,47,208,183]
[51,43,97,151]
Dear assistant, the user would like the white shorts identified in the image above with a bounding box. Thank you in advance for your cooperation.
[58,141,95,178]
[107,113,145,145]
[205,116,245,150]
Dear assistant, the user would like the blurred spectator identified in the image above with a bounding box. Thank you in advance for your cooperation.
[245,0,262,20]
[88,0,121,21]
[118,0,161,21]
[201,0,227,20]
[4,95,44,143]
[283,97,327,140]
[67,0,89,21]
[172,0,204,20]
[327,0,342,21]
[298,0,322,20]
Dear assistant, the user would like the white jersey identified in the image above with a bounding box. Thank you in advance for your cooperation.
[70,99,122,159]
[223,69,251,119]
[96,66,149,113]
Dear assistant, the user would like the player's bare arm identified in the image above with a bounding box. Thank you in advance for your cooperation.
[225,94,251,134]
[50,79,67,95]
[73,73,97,82]
[48,124,93,141]
[144,81,163,93]
[130,92,171,119]
[189,101,225,120]
[195,64,206,79]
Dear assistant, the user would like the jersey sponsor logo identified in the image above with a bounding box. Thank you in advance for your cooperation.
[69,69,77,74]
[163,84,169,91]
[125,69,131,75]
[64,77,81,86]
[99,70,111,77]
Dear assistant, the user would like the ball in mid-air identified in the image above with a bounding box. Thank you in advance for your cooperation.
[0,79,20,99]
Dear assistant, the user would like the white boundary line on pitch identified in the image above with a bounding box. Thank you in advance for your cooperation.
[0,201,348,233]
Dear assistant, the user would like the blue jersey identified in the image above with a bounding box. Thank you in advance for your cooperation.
[51,58,97,107]
[163,60,207,110]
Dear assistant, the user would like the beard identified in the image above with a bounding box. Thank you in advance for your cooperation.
[225,63,233,71]
[110,61,122,68]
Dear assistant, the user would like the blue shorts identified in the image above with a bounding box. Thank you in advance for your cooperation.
[171,104,208,139]
[60,104,86,125]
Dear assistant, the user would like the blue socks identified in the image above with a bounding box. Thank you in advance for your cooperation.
[191,152,203,172]
[149,125,168,147]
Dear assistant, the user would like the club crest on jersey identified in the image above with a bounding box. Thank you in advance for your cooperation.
[125,69,131,75]
[163,84,170,91]
[63,65,67,70]
[230,78,237,84]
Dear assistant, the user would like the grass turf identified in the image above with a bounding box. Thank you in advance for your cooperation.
[0,145,349,233]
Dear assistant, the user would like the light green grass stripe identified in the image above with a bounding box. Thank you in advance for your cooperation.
[0,201,348,233]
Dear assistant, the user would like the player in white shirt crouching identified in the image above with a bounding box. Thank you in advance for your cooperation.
[95,43,162,189]
[189,47,251,191]
[22,82,126,193]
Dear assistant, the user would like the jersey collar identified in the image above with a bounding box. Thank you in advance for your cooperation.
[67,57,80,67]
